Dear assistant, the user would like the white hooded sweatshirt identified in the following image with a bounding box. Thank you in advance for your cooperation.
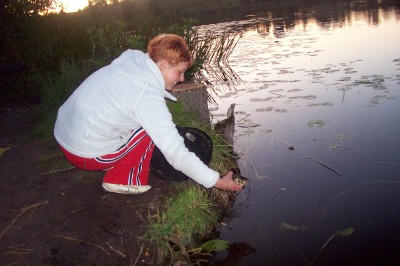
[54,50,219,188]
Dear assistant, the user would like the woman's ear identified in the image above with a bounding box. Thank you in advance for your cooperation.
[156,60,168,70]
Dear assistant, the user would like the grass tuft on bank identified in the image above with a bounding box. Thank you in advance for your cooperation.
[145,183,219,264]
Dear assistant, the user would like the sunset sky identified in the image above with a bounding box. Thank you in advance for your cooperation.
[59,0,88,13]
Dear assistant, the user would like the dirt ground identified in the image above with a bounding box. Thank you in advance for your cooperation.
[0,101,178,265]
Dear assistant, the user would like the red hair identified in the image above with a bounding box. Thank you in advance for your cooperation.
[147,34,193,67]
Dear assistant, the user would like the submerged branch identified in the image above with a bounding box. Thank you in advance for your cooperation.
[308,234,336,266]
[276,138,342,176]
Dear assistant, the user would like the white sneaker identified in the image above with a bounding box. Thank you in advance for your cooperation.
[102,182,151,194]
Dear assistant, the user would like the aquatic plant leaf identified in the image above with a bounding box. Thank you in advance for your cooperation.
[249,97,273,102]
[238,122,260,128]
[259,128,273,133]
[329,144,340,150]
[280,222,299,231]
[256,107,274,112]
[337,227,354,237]
[287,88,302,93]
[307,119,325,127]
[280,222,307,231]
[201,239,229,252]
[337,133,349,141]
[302,95,317,100]
[0,147,12,157]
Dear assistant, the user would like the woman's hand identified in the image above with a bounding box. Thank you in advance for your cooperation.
[214,171,244,191]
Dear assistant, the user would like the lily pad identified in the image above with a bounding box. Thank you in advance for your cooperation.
[329,144,340,150]
[307,119,326,127]
[280,222,307,231]
[249,97,273,102]
[237,117,260,128]
[302,95,317,100]
[256,107,274,112]
[287,88,302,93]
[337,227,354,237]
[337,133,349,141]
[0,147,12,157]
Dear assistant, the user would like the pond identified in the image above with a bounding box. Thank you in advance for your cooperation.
[197,1,400,265]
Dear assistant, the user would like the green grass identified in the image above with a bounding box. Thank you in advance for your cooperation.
[145,183,219,264]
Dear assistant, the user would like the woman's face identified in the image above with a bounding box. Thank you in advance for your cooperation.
[157,61,189,91]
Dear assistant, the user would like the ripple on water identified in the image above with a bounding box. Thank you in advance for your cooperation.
[365,161,400,170]
[364,161,400,180]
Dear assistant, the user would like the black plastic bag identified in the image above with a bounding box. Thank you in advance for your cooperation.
[150,126,213,182]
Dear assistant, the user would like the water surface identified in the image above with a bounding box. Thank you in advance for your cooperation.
[198,1,400,265]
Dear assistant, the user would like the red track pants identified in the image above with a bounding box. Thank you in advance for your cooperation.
[59,128,155,186]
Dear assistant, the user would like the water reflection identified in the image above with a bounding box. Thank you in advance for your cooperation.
[198,1,400,265]
[197,0,400,37]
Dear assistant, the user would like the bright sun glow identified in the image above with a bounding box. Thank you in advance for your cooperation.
[60,0,88,13]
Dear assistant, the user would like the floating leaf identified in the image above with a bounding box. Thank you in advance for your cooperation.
[280,222,298,231]
[259,128,273,133]
[337,133,349,141]
[256,107,274,112]
[280,222,307,231]
[329,144,340,150]
[287,88,302,93]
[0,147,12,157]
[337,227,354,237]
[201,239,229,252]
[281,222,299,231]
[302,95,317,100]
[238,121,260,128]
[249,97,273,102]
[307,119,325,127]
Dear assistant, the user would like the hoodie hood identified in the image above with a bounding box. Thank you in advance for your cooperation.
[110,49,177,101]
